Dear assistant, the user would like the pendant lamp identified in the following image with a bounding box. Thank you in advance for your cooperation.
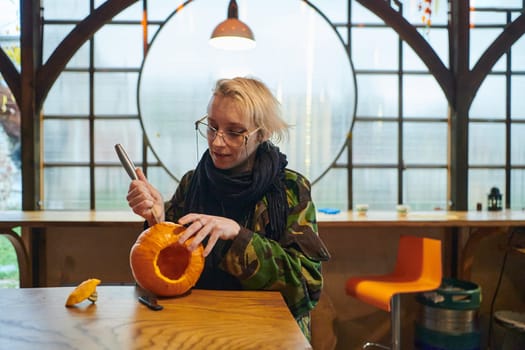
[209,0,256,50]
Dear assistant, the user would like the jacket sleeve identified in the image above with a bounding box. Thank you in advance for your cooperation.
[219,170,331,318]
[164,171,193,223]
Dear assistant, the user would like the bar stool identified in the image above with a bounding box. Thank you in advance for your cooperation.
[494,311,525,349]
[345,235,442,350]
[490,227,525,349]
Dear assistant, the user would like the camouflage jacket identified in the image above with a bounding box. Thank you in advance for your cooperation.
[165,168,330,340]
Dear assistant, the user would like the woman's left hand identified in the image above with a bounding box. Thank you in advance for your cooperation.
[177,214,241,257]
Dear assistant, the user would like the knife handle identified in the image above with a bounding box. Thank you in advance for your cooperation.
[138,295,164,311]
[115,144,138,180]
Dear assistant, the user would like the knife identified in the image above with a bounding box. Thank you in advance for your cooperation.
[115,143,138,180]
[138,295,164,311]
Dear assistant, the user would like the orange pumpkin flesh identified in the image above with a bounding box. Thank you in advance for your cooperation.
[130,222,204,297]
[65,278,101,306]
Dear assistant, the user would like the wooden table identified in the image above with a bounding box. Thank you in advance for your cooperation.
[317,209,525,279]
[0,211,144,287]
[1,210,524,287]
[0,286,311,350]
[316,209,525,228]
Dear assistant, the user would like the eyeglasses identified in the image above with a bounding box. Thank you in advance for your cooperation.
[195,115,260,148]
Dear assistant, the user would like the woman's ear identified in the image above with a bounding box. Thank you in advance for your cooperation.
[258,130,269,143]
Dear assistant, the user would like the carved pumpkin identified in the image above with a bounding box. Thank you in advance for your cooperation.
[129,222,204,297]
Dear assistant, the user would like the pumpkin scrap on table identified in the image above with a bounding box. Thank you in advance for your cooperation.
[130,222,205,297]
[65,278,101,307]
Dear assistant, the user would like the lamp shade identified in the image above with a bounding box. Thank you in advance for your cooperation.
[209,0,255,51]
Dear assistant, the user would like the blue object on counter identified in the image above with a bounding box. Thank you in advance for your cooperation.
[318,208,341,214]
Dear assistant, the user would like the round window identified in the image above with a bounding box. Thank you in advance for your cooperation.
[138,0,356,183]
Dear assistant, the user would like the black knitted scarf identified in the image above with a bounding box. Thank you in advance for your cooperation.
[183,141,288,241]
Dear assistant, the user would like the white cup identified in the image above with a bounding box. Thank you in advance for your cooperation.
[396,204,409,216]
[355,204,369,216]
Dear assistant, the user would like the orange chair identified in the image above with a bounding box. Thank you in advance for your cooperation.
[345,235,442,350]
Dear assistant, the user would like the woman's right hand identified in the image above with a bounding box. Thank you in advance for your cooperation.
[126,168,164,226]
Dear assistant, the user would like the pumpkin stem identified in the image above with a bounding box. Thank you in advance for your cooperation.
[87,291,98,303]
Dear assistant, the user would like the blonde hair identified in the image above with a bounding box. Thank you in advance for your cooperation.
[212,77,289,143]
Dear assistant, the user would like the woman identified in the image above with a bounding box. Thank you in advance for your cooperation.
[127,77,330,340]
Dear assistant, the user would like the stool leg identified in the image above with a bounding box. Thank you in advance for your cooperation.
[391,294,401,350]
[361,295,402,350]
[363,342,389,349]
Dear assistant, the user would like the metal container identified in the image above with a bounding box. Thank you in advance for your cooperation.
[415,278,482,350]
